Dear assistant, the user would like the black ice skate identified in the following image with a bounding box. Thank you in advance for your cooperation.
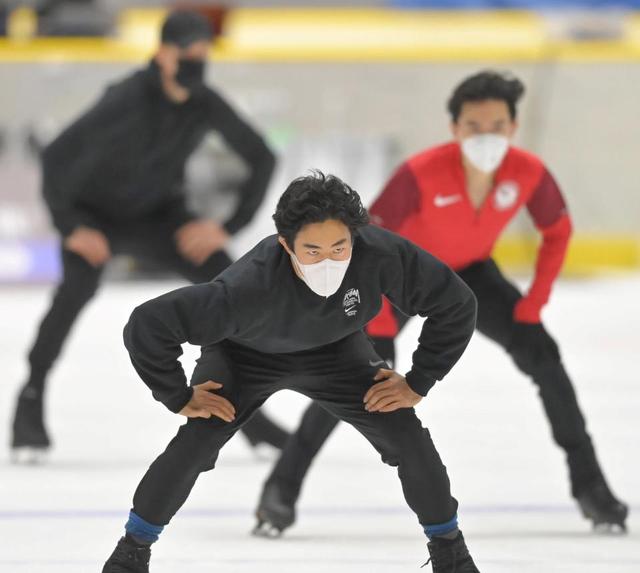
[102,537,151,573]
[11,385,50,464]
[252,481,296,538]
[422,532,480,573]
[576,479,628,533]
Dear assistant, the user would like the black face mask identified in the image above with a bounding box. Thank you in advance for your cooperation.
[175,59,205,90]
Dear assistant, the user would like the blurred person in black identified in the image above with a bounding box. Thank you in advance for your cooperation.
[10,9,288,460]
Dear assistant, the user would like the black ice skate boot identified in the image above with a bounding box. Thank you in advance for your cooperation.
[576,479,628,533]
[252,480,296,538]
[11,385,50,463]
[102,537,151,573]
[423,532,480,572]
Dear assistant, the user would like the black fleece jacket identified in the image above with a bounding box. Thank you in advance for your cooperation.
[124,225,477,413]
[42,60,276,237]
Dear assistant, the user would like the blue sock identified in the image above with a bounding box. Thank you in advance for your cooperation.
[423,514,459,540]
[125,510,164,545]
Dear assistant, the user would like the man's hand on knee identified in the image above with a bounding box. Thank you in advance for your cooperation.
[175,220,229,266]
[64,226,111,267]
[364,369,422,413]
[180,380,236,422]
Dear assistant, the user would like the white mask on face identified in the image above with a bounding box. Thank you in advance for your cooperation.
[291,254,351,298]
[461,134,509,173]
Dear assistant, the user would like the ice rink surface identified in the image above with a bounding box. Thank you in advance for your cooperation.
[0,275,639,572]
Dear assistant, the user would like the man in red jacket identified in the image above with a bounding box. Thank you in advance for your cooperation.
[254,71,628,537]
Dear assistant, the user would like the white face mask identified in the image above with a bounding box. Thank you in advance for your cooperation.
[291,254,351,298]
[461,134,509,173]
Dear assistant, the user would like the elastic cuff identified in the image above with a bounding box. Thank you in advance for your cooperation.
[125,510,164,544]
[423,514,459,540]
[54,211,101,237]
[56,220,80,238]
[173,214,197,230]
[405,371,436,397]
[163,387,194,414]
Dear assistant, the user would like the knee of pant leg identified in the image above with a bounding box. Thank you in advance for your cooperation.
[173,441,221,474]
[61,250,102,284]
[74,273,101,301]
[376,420,434,468]
[509,323,560,376]
[198,450,220,472]
[56,272,101,306]
[385,430,447,489]
[171,419,231,472]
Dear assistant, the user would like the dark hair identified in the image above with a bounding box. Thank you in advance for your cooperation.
[273,170,369,248]
[447,71,525,122]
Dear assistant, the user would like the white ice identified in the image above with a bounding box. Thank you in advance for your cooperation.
[0,275,639,572]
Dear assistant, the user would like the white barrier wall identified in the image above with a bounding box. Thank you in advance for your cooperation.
[0,59,638,279]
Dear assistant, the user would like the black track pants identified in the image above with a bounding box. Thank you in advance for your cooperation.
[458,259,601,495]
[132,332,458,528]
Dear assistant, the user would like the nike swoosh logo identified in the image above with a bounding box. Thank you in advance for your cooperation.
[434,194,462,208]
[369,359,387,368]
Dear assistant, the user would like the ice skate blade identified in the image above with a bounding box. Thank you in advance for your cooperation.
[252,520,283,539]
[593,521,627,535]
[10,447,49,465]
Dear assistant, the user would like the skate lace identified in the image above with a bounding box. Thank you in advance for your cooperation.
[421,545,463,572]
[420,558,459,572]
[113,544,149,570]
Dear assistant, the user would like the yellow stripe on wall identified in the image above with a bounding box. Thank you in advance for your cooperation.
[219,8,548,62]
[0,8,640,62]
[0,38,154,62]
[494,235,640,275]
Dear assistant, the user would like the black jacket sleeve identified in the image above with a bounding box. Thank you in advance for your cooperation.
[41,84,132,236]
[384,238,477,396]
[123,282,236,413]
[206,90,276,235]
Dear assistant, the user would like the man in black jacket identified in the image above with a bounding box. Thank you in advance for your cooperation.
[102,172,481,573]
[11,10,288,460]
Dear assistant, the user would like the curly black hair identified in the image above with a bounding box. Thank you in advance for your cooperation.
[448,70,525,122]
[273,170,369,249]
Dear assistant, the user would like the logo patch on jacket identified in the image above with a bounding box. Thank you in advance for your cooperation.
[494,181,520,211]
[343,288,360,317]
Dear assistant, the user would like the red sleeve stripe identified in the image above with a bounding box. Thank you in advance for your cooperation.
[526,168,568,229]
[369,163,421,232]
